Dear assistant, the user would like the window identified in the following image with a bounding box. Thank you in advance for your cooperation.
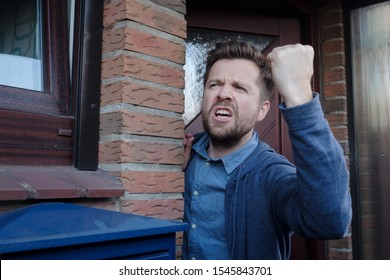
[0,0,102,168]
[0,1,121,201]
[349,0,390,259]
[0,0,44,91]
[0,0,73,165]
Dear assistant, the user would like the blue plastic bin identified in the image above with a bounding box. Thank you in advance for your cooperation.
[0,202,187,259]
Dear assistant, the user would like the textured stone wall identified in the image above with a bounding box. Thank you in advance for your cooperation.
[100,0,187,234]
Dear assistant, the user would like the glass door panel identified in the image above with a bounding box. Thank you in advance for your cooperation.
[184,28,276,125]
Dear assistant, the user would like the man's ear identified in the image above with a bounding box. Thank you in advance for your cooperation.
[257,100,270,122]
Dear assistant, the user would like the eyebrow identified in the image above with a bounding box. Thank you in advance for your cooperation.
[207,79,250,89]
[231,80,249,89]
[206,78,222,84]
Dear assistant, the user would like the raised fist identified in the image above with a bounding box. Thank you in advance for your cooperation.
[267,44,314,107]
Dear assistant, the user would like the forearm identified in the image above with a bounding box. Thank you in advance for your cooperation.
[277,93,352,238]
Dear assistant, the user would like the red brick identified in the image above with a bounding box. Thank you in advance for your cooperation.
[99,140,184,165]
[121,198,184,220]
[330,126,348,141]
[323,82,347,97]
[326,112,348,126]
[102,54,184,88]
[176,231,183,244]
[149,0,186,14]
[323,52,345,68]
[104,0,186,38]
[322,38,344,54]
[323,67,345,84]
[120,170,184,193]
[101,80,184,113]
[103,0,126,27]
[322,24,344,40]
[328,236,353,250]
[328,250,353,260]
[100,110,184,138]
[324,97,347,113]
[103,25,185,64]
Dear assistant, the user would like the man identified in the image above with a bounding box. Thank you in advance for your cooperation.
[182,41,352,260]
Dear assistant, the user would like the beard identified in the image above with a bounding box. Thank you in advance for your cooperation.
[202,102,259,150]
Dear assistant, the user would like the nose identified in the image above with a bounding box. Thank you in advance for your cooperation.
[217,84,233,101]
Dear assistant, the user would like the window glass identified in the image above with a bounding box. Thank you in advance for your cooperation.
[351,0,390,259]
[184,28,275,125]
[68,0,75,82]
[0,0,43,91]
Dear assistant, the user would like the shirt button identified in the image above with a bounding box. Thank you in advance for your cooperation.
[193,191,199,196]
[192,223,197,229]
[205,161,210,166]
[191,257,196,260]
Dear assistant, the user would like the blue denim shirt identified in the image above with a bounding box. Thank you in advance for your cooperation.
[182,131,259,260]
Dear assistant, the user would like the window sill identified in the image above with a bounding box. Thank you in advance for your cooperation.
[0,165,124,201]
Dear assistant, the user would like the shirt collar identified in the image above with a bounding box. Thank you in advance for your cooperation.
[192,131,259,175]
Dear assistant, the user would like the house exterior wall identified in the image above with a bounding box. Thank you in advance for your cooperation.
[0,0,354,260]
[99,0,187,257]
[318,0,353,259]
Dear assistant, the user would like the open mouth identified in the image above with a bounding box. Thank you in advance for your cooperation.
[215,108,232,119]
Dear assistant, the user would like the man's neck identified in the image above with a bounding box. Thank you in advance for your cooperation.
[207,131,254,159]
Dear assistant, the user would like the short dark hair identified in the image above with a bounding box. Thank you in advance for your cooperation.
[203,41,274,101]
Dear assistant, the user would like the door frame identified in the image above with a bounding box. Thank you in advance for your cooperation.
[186,2,324,259]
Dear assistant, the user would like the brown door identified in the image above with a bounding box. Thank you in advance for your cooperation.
[185,7,319,259]
[185,9,301,158]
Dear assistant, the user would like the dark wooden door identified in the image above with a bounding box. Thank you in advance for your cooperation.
[185,9,301,158]
[185,7,319,260]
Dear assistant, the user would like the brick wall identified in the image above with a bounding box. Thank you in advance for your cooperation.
[318,0,353,259]
[100,0,187,254]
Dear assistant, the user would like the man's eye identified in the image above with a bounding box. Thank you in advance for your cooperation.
[236,86,247,92]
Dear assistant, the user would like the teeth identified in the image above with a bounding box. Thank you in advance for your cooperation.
[216,109,231,116]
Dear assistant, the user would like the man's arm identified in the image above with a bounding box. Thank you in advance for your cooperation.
[267,44,352,239]
[275,94,352,239]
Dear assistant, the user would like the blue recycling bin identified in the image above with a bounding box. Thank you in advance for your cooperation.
[0,202,187,260]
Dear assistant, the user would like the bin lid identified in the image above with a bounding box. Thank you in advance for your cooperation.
[0,202,187,254]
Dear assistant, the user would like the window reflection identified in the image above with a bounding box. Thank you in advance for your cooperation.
[0,0,43,91]
[184,28,275,125]
[351,1,390,259]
